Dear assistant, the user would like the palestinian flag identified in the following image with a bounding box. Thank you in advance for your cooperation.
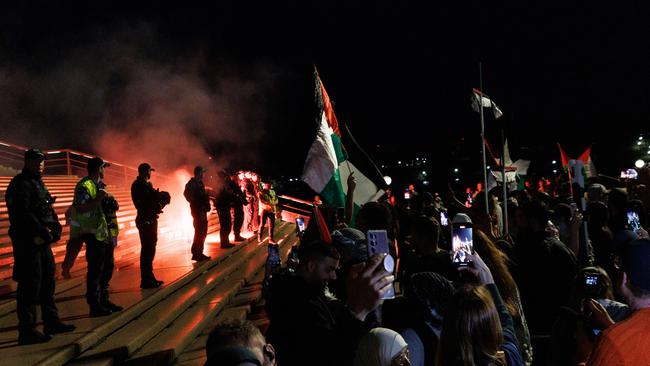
[301,68,386,217]
[557,143,597,188]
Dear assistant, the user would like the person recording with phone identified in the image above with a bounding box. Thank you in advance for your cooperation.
[265,240,394,366]
[437,252,524,366]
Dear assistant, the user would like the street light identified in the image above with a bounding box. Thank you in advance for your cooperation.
[635,159,645,168]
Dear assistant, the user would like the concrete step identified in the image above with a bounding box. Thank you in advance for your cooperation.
[86,226,296,364]
[29,222,291,366]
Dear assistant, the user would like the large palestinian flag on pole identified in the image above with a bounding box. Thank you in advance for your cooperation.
[301,68,386,212]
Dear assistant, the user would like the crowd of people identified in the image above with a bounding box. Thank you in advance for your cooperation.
[6,147,650,366]
[205,170,650,366]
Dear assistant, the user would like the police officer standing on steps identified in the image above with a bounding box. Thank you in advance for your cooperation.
[131,163,170,288]
[184,166,212,261]
[258,181,278,244]
[214,170,247,249]
[70,157,122,317]
[5,149,75,345]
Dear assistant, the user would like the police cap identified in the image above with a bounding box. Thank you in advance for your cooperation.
[138,163,155,174]
[87,157,110,173]
[24,148,46,161]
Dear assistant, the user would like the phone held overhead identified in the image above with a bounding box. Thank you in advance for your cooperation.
[451,213,474,267]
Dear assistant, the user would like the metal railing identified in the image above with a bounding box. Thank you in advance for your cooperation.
[0,140,148,187]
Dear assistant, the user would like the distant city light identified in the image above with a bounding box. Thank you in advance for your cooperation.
[487,166,491,170]
[552,160,557,165]
[635,159,646,168]
[553,169,557,173]
[640,136,644,140]
[455,178,460,182]
[454,168,459,173]
[383,176,392,186]
[421,171,427,176]
[422,180,430,185]
[398,161,402,165]
[638,141,643,146]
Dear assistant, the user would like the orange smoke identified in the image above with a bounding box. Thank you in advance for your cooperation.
[157,168,194,244]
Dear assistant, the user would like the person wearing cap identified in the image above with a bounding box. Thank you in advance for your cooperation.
[586,239,650,365]
[5,148,75,344]
[213,169,246,249]
[132,163,169,288]
[184,166,213,259]
[69,157,122,317]
[258,181,278,244]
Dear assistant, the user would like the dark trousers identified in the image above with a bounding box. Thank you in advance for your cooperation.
[217,206,231,245]
[233,204,244,237]
[259,210,276,242]
[14,244,59,332]
[61,236,84,272]
[136,218,158,281]
[191,211,208,255]
[84,234,114,306]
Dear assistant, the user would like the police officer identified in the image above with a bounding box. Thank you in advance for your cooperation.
[5,149,75,344]
[214,170,246,249]
[258,181,278,244]
[70,157,122,317]
[184,166,212,260]
[131,163,170,288]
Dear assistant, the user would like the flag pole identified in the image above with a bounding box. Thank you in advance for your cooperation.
[501,129,509,236]
[479,62,490,217]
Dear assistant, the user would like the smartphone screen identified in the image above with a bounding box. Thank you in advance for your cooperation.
[451,224,473,266]
[627,210,641,232]
[296,217,305,233]
[585,275,598,286]
[367,230,395,299]
[267,244,281,267]
[404,190,411,200]
[440,211,449,226]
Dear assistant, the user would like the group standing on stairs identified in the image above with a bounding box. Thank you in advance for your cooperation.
[4,148,279,346]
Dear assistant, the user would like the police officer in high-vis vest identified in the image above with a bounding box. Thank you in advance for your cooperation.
[5,149,76,344]
[70,157,122,317]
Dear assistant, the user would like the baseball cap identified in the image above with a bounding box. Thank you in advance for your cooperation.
[24,148,46,161]
[87,157,110,173]
[138,163,155,174]
[621,239,650,292]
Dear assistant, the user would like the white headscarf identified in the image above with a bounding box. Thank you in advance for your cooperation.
[354,327,408,366]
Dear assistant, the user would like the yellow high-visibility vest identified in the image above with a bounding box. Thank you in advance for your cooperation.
[69,177,109,242]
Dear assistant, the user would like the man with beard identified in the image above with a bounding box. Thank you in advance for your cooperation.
[265,240,394,366]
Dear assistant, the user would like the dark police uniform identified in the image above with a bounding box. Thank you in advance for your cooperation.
[131,176,164,286]
[184,177,212,256]
[214,175,246,247]
[5,164,63,337]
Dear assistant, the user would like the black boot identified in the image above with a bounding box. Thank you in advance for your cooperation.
[18,329,52,345]
[100,299,123,312]
[43,321,76,335]
[89,304,112,317]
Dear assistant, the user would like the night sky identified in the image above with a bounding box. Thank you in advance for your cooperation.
[1,1,650,189]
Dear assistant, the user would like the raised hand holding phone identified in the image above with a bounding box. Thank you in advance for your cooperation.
[451,213,474,267]
[366,230,395,299]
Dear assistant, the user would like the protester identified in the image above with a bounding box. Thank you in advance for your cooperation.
[353,327,410,366]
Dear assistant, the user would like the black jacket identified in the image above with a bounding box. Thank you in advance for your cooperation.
[131,177,162,221]
[184,178,211,213]
[5,169,61,246]
[265,271,369,366]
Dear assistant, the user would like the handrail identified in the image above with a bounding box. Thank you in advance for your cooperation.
[0,139,171,187]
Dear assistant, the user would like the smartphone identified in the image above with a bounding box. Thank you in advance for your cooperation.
[296,217,305,234]
[627,210,641,232]
[451,222,473,266]
[267,243,281,267]
[404,190,411,200]
[366,230,395,299]
[585,275,598,286]
[440,211,449,226]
